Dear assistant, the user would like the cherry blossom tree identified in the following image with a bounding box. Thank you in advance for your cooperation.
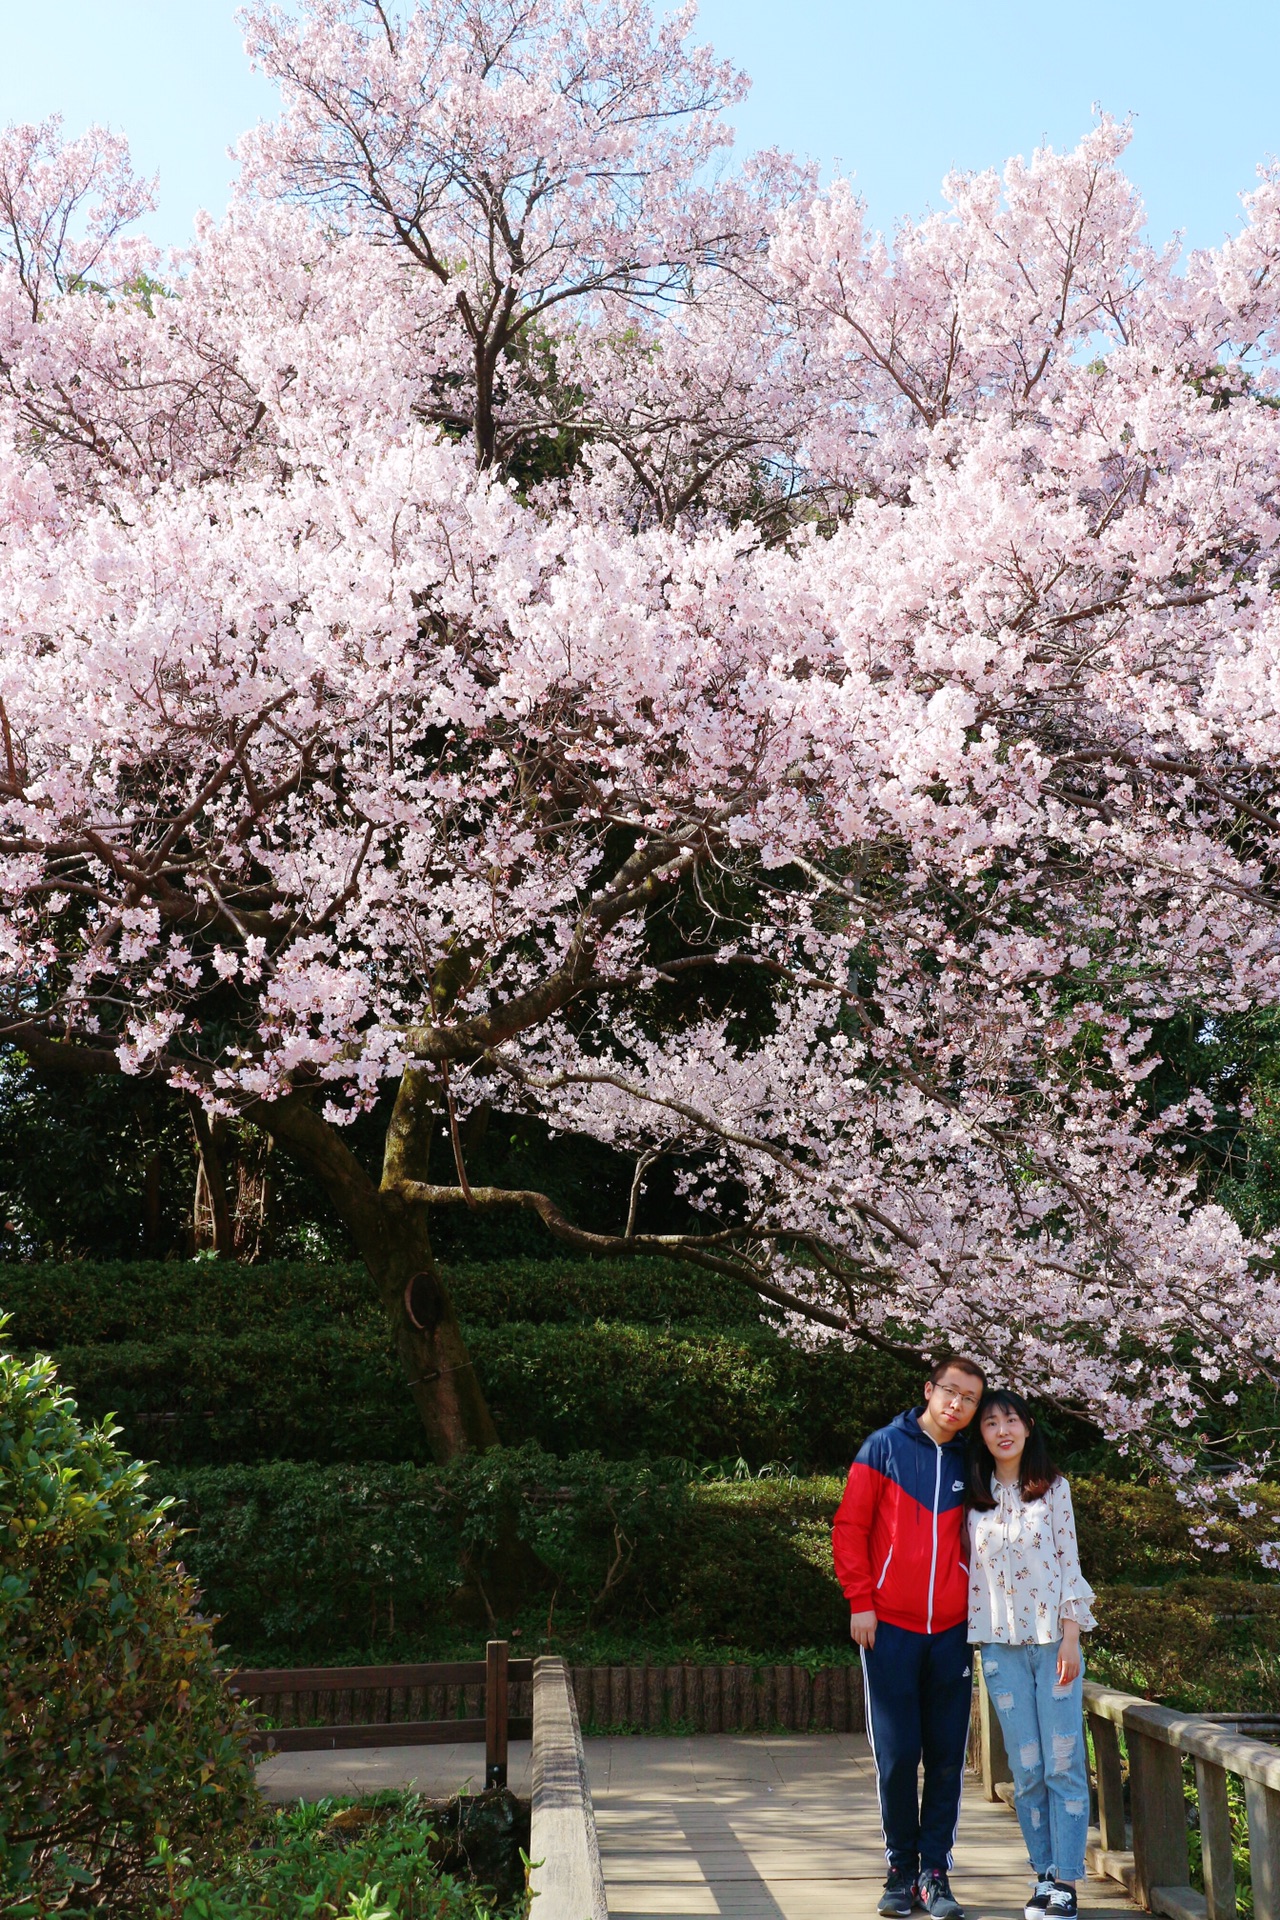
[3,10,1280,1495]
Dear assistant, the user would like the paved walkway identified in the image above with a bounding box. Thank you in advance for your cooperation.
[257,1733,1138,1920]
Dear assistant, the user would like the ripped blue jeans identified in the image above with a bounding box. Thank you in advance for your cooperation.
[979,1641,1089,1882]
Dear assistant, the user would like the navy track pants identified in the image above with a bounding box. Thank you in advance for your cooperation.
[861,1618,973,1876]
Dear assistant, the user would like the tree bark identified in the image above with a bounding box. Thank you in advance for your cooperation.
[259,1082,500,1462]
[189,1106,235,1258]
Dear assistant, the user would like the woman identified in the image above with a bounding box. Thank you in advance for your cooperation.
[967,1388,1095,1920]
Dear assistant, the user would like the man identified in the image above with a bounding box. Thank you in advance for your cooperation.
[832,1354,987,1920]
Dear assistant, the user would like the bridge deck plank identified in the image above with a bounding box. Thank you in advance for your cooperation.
[257,1730,1142,1919]
[584,1733,1139,1920]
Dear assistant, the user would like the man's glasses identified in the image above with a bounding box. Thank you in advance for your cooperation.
[933,1384,980,1410]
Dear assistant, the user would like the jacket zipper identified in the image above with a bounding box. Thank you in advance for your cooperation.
[876,1547,894,1589]
[926,1443,941,1632]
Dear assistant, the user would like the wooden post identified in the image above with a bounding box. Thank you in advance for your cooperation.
[1196,1757,1237,1920]
[1090,1712,1128,1854]
[1127,1718,1190,1909]
[976,1653,1011,1802]
[485,1639,509,1790]
[1246,1779,1280,1920]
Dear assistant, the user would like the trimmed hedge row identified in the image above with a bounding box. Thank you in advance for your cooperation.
[46,1321,919,1471]
[0,1255,767,1345]
[156,1458,849,1661]
[152,1456,1280,1678]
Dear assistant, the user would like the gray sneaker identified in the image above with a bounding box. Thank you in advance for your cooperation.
[878,1871,915,1917]
[915,1871,965,1920]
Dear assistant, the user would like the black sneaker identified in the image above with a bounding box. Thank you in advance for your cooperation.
[915,1870,965,1920]
[1045,1888,1078,1920]
[1024,1879,1057,1920]
[878,1870,916,1917]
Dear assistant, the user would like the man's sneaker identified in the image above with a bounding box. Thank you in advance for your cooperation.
[1046,1888,1078,1920]
[915,1870,965,1920]
[1024,1879,1058,1920]
[878,1870,916,1917]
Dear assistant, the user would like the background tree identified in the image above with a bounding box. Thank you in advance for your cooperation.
[3,14,1280,1501]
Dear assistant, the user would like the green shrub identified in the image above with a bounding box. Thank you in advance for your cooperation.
[660,1475,849,1651]
[46,1327,416,1467]
[474,1324,915,1470]
[44,1322,918,1471]
[156,1448,695,1659]
[0,1255,766,1347]
[0,1338,259,1917]
[148,1458,1280,1671]
[1089,1578,1280,1713]
[166,1791,525,1919]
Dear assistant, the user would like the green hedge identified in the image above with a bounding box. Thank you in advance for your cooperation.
[0,1255,767,1346]
[151,1457,1280,1677]
[155,1455,847,1662]
[44,1321,919,1471]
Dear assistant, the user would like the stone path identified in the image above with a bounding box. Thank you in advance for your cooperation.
[257,1732,1138,1920]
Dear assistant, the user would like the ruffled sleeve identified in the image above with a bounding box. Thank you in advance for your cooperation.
[1048,1476,1096,1630]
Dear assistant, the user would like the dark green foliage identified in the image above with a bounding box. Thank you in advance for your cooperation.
[4,1256,918,1472]
[41,1328,415,1468]
[0,1055,193,1264]
[153,1449,696,1659]
[0,1339,259,1917]
[146,1460,1280,1672]
[0,1254,767,1348]
[41,1320,916,1471]
[1089,1579,1280,1714]
[473,1323,914,1471]
[655,1476,851,1653]
[166,1790,527,1919]
[1140,1006,1280,1235]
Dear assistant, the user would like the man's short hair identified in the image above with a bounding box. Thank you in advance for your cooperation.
[927,1353,987,1390]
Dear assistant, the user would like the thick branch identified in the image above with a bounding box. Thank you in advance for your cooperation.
[391,1174,929,1365]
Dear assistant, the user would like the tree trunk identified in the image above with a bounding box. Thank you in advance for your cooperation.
[141,1151,163,1258]
[189,1106,235,1257]
[258,1086,499,1462]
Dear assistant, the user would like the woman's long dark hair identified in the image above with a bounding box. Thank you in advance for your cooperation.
[966,1387,1060,1509]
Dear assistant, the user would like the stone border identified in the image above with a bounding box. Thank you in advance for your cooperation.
[529,1656,607,1920]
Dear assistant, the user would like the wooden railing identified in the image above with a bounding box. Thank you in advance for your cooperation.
[230,1640,533,1788]
[977,1659,1280,1920]
[234,1648,608,1920]
[529,1657,608,1920]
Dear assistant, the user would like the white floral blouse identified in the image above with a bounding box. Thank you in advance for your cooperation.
[967,1474,1096,1645]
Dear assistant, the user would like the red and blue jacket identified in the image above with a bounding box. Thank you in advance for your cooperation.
[832,1407,970,1635]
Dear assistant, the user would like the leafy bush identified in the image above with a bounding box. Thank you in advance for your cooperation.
[149,1458,1276,1669]
[165,1791,525,1919]
[0,1338,259,1917]
[157,1448,695,1658]
[0,1255,766,1347]
[1089,1578,1280,1713]
[42,1321,918,1471]
[474,1324,915,1470]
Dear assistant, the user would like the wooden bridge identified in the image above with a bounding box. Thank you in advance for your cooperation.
[250,1655,1280,1920]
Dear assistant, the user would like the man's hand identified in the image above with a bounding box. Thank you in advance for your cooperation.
[850,1609,878,1649]
[1056,1621,1082,1685]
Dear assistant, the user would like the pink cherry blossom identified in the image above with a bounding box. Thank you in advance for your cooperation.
[1,9,1279,1498]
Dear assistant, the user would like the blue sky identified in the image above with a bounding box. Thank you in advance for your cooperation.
[1,1,1278,255]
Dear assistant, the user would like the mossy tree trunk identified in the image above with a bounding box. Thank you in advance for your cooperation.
[260,1079,500,1463]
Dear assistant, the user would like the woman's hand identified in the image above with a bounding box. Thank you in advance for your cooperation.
[1057,1620,1082,1685]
